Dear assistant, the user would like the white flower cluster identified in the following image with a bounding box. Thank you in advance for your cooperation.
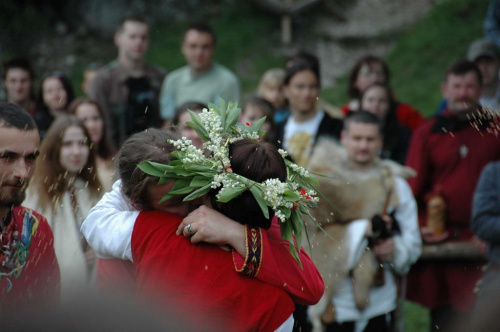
[169,138,205,164]
[278,149,288,158]
[198,109,232,168]
[290,163,310,178]
[262,179,293,222]
[215,174,247,200]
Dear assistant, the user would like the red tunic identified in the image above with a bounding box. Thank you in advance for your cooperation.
[97,216,324,305]
[0,206,60,312]
[132,210,295,332]
[341,102,426,131]
[405,114,500,312]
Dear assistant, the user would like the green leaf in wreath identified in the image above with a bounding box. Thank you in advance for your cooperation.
[249,185,269,219]
[168,178,194,195]
[138,161,169,177]
[183,183,212,201]
[217,186,247,203]
[190,176,212,188]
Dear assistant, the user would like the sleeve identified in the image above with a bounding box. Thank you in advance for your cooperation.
[472,162,500,243]
[391,177,422,275]
[89,71,115,144]
[81,180,139,261]
[405,124,431,227]
[233,219,325,305]
[160,75,177,120]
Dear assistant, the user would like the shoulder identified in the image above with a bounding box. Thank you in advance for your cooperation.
[166,66,189,82]
[213,64,239,82]
[145,63,167,80]
[318,112,343,137]
[14,206,54,238]
[412,118,436,138]
[135,210,182,235]
[93,61,119,83]
[482,161,500,178]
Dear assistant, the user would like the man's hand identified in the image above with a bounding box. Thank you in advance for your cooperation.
[373,238,395,262]
[420,227,449,244]
[176,206,245,254]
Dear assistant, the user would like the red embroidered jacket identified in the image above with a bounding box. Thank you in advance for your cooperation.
[0,206,60,311]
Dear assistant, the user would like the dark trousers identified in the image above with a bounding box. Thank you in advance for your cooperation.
[324,312,395,332]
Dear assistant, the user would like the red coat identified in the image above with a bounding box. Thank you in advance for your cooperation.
[341,102,425,131]
[405,114,500,311]
[131,210,296,331]
[0,206,60,311]
[97,215,324,306]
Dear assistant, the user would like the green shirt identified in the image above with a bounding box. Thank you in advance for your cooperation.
[160,63,240,120]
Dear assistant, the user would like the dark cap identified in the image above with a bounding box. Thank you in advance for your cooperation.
[467,39,500,61]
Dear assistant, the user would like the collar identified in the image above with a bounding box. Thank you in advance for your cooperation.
[115,61,154,83]
[431,109,489,133]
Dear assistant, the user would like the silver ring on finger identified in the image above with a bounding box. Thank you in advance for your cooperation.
[185,223,195,235]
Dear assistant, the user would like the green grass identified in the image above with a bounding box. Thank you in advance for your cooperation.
[405,301,430,332]
[324,0,489,117]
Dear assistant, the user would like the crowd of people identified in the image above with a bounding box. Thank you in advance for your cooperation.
[2,13,500,332]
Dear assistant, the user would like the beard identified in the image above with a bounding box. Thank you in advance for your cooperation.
[0,187,26,208]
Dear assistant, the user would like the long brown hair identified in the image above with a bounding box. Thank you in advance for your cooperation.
[29,115,101,213]
[69,98,116,160]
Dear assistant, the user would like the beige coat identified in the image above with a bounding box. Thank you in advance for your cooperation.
[24,178,101,302]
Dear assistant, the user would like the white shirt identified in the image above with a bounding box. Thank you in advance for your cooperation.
[283,111,325,166]
[330,177,421,330]
[81,180,137,261]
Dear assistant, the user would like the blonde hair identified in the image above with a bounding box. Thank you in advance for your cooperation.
[256,68,285,97]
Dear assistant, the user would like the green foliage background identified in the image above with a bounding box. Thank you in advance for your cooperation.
[324,0,489,117]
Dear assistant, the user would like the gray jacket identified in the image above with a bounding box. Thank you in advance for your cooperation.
[472,161,500,265]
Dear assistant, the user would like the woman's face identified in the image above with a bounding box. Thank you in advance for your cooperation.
[354,63,386,94]
[361,86,390,118]
[179,111,203,149]
[43,77,68,111]
[261,82,284,109]
[59,125,90,175]
[284,70,319,115]
[75,103,104,145]
[241,104,270,132]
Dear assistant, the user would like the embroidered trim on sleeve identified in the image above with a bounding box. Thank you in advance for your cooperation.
[232,225,263,278]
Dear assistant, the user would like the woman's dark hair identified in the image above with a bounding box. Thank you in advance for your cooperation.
[36,72,75,115]
[284,61,321,89]
[172,101,207,126]
[211,139,287,229]
[69,98,116,160]
[348,55,390,99]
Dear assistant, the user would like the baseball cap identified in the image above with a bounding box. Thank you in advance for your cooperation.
[467,39,500,61]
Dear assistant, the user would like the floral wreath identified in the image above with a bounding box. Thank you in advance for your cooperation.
[138,99,319,265]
